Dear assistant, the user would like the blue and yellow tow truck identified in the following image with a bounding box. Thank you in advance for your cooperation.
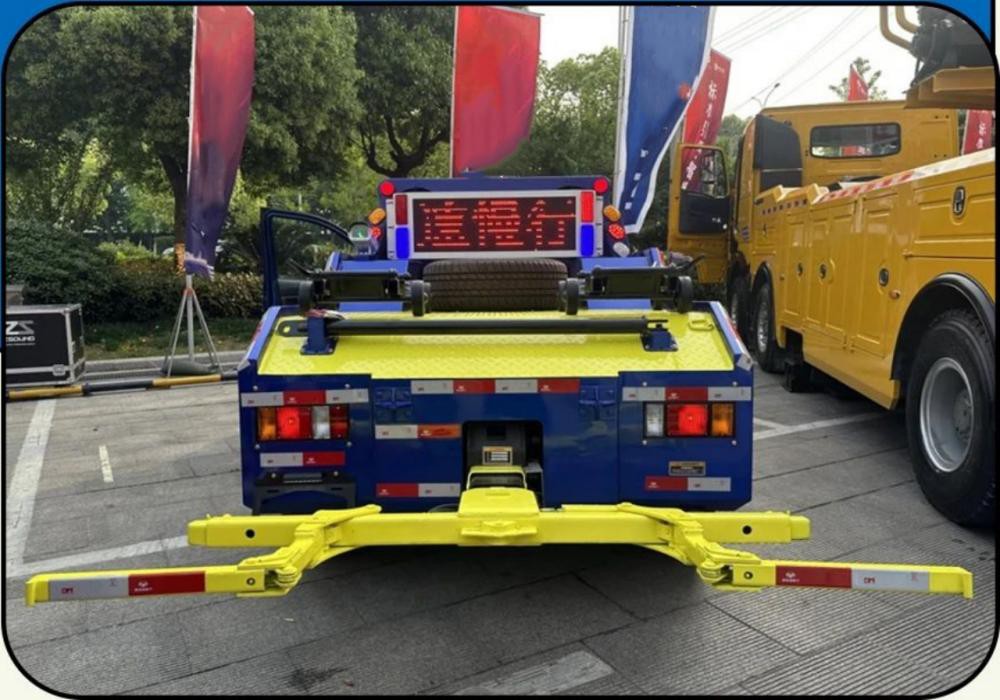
[25,175,972,604]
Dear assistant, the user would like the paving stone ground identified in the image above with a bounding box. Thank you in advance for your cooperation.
[3,372,995,695]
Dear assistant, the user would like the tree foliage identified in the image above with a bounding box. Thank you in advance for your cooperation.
[5,6,362,249]
[493,47,619,177]
[828,57,888,101]
[350,6,453,177]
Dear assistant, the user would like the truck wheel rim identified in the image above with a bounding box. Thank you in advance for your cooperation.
[919,357,973,474]
[755,296,769,354]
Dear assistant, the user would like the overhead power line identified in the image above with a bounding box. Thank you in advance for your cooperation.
[776,28,879,103]
[731,8,867,112]
[718,7,818,53]
[713,7,788,46]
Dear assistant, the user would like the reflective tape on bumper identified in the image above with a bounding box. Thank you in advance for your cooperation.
[645,476,731,492]
[376,483,462,498]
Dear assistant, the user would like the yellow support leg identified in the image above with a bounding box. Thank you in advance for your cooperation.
[24,488,973,605]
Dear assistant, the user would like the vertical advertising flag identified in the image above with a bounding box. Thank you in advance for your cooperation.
[185,6,255,277]
[847,64,869,101]
[613,6,714,233]
[680,49,731,190]
[962,110,995,154]
[451,6,541,176]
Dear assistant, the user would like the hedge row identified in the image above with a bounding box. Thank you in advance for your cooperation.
[7,220,262,322]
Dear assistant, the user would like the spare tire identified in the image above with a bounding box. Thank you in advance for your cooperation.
[423,259,567,311]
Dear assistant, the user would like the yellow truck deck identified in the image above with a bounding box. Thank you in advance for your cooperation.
[259,310,736,377]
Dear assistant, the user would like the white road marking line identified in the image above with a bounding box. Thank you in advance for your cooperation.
[10,536,189,578]
[755,412,883,441]
[5,400,56,574]
[454,650,614,695]
[753,417,787,430]
[99,445,114,483]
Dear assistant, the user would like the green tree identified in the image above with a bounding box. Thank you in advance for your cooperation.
[828,57,888,101]
[5,6,362,255]
[350,7,453,177]
[716,114,750,174]
[493,47,620,177]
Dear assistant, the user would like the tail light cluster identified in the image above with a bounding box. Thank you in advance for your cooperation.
[644,403,734,438]
[258,405,349,441]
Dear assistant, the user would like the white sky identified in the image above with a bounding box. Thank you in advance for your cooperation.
[530,5,922,118]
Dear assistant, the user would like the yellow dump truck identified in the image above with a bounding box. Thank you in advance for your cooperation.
[667,8,995,525]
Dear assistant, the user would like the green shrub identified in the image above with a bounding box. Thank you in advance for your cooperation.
[7,219,263,322]
[114,258,181,321]
[6,219,120,321]
[97,240,160,263]
[194,272,263,318]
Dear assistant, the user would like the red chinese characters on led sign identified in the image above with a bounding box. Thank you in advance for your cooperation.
[411,195,578,253]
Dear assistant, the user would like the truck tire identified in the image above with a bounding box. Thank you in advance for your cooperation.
[423,259,567,311]
[905,309,995,527]
[751,282,782,372]
[727,274,752,340]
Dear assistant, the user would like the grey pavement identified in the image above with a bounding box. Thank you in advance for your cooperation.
[3,371,995,695]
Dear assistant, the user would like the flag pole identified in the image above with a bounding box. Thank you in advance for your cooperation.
[448,5,458,178]
[612,6,631,210]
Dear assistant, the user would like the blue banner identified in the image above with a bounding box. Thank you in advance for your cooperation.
[613,6,714,233]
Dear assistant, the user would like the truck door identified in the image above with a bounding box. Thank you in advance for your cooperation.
[259,209,356,308]
[666,144,731,283]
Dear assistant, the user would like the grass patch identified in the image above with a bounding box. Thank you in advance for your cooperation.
[85,317,259,360]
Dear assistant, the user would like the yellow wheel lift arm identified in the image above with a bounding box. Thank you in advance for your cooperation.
[25,488,972,605]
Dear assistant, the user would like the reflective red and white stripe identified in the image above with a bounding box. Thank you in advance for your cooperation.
[411,378,581,395]
[775,565,930,592]
[241,389,369,407]
[645,476,731,492]
[375,424,462,440]
[623,386,751,402]
[376,482,462,498]
[47,571,206,601]
[260,451,346,468]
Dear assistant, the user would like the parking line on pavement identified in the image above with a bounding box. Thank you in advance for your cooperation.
[753,417,787,430]
[11,536,190,578]
[454,650,614,695]
[755,412,882,441]
[99,445,114,483]
[5,400,56,574]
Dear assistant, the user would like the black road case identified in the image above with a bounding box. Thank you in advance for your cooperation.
[4,304,85,387]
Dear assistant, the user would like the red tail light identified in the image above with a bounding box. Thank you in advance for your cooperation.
[378,180,395,197]
[277,406,312,440]
[394,194,409,225]
[667,403,709,436]
[607,223,626,240]
[580,191,595,222]
[593,176,610,194]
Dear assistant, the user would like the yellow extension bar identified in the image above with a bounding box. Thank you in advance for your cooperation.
[24,487,972,605]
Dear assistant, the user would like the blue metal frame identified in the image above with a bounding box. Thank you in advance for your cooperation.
[238,300,754,515]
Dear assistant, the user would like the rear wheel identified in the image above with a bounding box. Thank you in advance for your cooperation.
[906,309,995,526]
[727,274,751,340]
[423,259,566,312]
[751,281,782,372]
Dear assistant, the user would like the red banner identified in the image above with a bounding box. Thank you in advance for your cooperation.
[962,110,994,154]
[185,6,255,276]
[847,64,869,101]
[451,6,540,175]
[680,50,731,190]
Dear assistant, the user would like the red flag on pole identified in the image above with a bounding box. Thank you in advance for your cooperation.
[847,64,869,101]
[450,6,541,176]
[680,49,731,189]
[962,110,995,154]
[185,6,255,277]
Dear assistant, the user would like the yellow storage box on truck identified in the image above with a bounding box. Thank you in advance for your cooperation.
[667,7,995,525]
